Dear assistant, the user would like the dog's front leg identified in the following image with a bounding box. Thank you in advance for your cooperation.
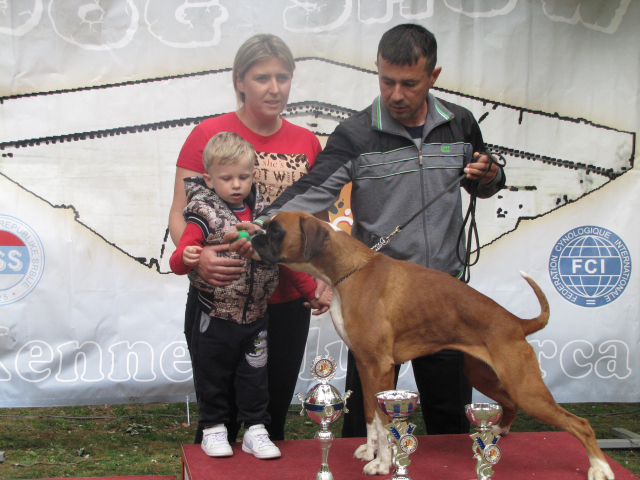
[354,421,378,461]
[362,410,393,476]
[357,358,395,475]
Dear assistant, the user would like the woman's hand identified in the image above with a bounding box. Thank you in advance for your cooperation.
[304,279,333,315]
[194,244,246,286]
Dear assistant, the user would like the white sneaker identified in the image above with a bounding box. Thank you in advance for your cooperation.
[201,424,233,457]
[242,424,281,459]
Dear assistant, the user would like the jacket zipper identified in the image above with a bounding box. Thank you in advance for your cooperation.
[241,192,259,324]
[418,147,430,267]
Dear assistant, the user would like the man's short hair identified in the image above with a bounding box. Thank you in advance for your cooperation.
[377,24,437,74]
[203,132,255,171]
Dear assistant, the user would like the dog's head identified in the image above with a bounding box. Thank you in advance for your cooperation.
[251,211,330,266]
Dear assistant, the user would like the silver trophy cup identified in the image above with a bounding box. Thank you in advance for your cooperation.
[375,390,420,480]
[296,356,351,480]
[465,403,503,480]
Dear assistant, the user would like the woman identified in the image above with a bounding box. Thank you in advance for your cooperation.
[169,33,331,444]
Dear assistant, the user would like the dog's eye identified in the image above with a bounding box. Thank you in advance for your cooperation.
[268,222,285,240]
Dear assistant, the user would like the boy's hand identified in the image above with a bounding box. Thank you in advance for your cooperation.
[183,246,203,267]
[224,222,265,259]
[223,222,263,241]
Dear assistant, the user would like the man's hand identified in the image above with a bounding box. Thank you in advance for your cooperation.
[464,152,499,184]
[182,246,202,267]
[224,222,265,259]
[194,244,245,287]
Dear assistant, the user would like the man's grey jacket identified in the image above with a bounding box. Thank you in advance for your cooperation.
[255,93,506,276]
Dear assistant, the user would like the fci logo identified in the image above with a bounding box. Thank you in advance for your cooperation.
[0,215,45,306]
[548,226,631,308]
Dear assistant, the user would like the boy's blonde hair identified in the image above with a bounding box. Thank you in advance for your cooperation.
[203,132,255,171]
[233,34,296,105]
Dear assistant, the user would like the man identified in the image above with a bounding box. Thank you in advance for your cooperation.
[234,24,505,437]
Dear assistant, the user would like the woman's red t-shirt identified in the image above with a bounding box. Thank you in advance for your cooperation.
[177,112,322,304]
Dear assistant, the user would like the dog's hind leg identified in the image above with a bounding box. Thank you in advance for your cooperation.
[356,358,395,476]
[492,344,614,480]
[463,354,518,436]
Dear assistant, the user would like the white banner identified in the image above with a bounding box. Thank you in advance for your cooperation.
[0,1,638,407]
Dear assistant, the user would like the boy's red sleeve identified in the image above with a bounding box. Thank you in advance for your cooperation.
[170,223,205,275]
[280,265,317,301]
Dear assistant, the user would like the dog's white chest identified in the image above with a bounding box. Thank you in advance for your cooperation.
[329,290,352,350]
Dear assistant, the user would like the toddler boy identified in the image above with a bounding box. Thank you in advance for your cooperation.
[170,132,316,458]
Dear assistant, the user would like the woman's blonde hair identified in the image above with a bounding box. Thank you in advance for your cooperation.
[233,34,296,105]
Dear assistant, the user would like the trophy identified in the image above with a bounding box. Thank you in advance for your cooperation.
[375,390,420,480]
[465,403,503,480]
[296,356,352,480]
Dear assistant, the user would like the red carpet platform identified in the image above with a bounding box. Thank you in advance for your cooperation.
[181,432,638,480]
[31,477,175,480]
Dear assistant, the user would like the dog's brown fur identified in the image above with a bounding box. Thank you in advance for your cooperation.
[250,212,614,480]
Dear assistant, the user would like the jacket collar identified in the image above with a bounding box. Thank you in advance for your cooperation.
[371,92,454,140]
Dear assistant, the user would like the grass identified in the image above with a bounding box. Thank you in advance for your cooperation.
[0,402,638,479]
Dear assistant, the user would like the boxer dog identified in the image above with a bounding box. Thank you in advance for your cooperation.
[248,211,614,480]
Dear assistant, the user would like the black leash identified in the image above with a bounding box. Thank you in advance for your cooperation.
[372,151,506,283]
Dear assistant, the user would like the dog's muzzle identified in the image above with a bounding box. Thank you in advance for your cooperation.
[249,229,274,264]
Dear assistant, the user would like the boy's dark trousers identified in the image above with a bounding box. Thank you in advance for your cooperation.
[191,307,271,429]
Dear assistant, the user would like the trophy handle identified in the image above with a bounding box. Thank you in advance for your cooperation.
[342,390,352,414]
[296,393,306,416]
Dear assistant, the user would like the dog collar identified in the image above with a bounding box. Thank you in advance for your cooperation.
[334,255,375,286]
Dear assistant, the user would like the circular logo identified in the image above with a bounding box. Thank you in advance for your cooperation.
[399,434,418,454]
[0,216,45,306]
[549,226,631,308]
[323,405,335,417]
[483,444,501,464]
[310,355,337,383]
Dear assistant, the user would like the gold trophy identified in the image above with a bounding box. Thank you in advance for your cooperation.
[465,403,503,480]
[375,390,420,480]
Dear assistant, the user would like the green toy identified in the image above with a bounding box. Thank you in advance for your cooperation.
[232,230,251,242]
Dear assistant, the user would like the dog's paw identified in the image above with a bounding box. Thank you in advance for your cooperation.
[354,443,375,461]
[588,458,615,480]
[362,458,381,475]
[362,458,390,476]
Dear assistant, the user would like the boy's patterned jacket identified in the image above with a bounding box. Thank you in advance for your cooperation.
[183,176,278,324]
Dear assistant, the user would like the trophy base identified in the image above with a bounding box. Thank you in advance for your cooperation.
[390,475,412,480]
[315,471,334,480]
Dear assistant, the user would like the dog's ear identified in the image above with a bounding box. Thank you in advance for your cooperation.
[300,216,330,262]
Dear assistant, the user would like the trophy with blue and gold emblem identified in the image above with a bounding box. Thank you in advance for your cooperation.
[375,390,420,480]
[465,403,503,480]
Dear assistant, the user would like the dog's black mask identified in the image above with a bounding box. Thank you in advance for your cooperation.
[251,220,286,265]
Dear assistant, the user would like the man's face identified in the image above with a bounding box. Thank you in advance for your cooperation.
[377,55,441,127]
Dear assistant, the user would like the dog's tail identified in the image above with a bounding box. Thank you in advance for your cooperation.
[518,271,550,336]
